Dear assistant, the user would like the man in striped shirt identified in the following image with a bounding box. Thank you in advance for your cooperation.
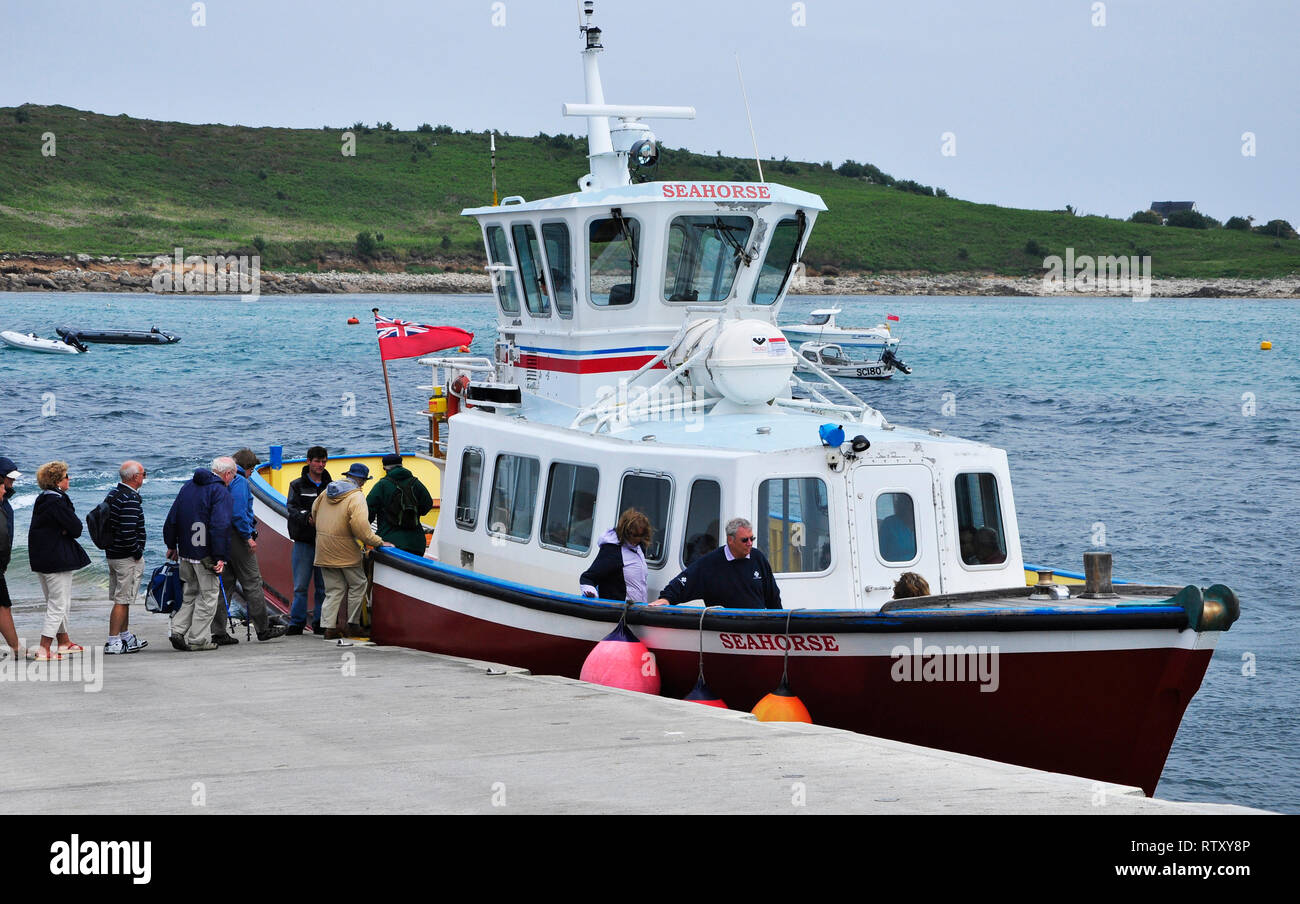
[105,460,148,654]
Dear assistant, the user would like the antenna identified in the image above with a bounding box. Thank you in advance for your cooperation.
[490,131,498,206]
[735,54,764,183]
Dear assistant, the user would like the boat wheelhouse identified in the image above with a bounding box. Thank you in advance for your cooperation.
[249,3,1238,796]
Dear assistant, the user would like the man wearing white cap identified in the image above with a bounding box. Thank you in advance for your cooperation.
[0,456,21,656]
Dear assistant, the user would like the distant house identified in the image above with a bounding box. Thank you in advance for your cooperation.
[1150,201,1195,224]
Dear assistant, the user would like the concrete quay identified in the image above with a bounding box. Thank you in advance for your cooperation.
[0,603,1265,815]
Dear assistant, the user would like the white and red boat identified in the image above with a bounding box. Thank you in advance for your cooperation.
[249,5,1238,796]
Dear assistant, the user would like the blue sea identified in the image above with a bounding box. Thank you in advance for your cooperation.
[1,290,1296,812]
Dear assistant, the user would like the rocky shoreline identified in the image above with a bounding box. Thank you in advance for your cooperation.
[2,253,1297,298]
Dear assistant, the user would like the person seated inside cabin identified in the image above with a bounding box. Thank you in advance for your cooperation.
[877,496,917,563]
[892,572,931,600]
[974,527,1006,565]
[959,527,979,565]
[649,517,782,609]
[579,509,651,603]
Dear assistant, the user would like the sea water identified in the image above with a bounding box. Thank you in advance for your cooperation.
[1,291,1295,812]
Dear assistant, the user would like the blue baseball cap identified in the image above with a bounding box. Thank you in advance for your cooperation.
[0,457,19,479]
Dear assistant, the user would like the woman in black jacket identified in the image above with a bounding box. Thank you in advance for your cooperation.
[28,461,91,660]
[579,509,652,604]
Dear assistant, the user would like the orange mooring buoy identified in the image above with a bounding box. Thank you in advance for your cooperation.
[347,316,360,325]
[579,619,661,695]
[752,678,812,723]
[750,611,812,723]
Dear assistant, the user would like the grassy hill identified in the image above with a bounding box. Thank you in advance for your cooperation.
[2,104,1298,278]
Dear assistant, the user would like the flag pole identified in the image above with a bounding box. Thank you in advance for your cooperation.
[372,307,401,453]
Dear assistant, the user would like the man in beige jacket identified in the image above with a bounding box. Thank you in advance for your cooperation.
[311,463,392,644]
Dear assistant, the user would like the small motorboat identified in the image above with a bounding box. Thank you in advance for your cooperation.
[56,326,180,345]
[1,330,86,354]
[795,341,910,379]
[782,308,900,356]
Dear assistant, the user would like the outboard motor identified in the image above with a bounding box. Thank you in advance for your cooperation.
[881,347,911,375]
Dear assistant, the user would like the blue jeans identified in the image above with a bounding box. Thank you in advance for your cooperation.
[291,542,326,627]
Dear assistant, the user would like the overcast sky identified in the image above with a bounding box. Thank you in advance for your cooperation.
[3,0,1297,223]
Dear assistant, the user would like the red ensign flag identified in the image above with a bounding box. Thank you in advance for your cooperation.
[374,314,473,361]
[886,314,901,322]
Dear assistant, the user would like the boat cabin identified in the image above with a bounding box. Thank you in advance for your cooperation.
[422,2,1024,613]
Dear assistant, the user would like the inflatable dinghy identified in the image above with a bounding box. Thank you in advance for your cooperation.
[56,326,180,345]
[1,330,85,354]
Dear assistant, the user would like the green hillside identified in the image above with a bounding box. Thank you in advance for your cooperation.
[2,104,1297,278]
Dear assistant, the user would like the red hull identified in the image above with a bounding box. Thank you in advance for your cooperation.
[255,513,1212,796]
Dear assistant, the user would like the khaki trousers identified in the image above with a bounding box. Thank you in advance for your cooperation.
[321,564,367,629]
[173,559,220,646]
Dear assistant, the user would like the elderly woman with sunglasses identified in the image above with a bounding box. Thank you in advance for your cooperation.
[27,461,92,660]
[580,508,652,604]
[650,517,782,609]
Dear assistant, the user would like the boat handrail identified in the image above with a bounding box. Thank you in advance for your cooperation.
[588,395,723,434]
[787,354,885,423]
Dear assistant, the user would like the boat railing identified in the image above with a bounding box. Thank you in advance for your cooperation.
[786,357,885,425]
[569,308,725,432]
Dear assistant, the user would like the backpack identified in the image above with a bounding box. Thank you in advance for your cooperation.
[86,492,116,550]
[386,479,421,530]
[145,562,184,614]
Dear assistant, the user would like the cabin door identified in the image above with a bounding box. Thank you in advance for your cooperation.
[850,462,943,608]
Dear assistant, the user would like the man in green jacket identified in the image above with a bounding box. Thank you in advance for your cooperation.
[367,454,434,557]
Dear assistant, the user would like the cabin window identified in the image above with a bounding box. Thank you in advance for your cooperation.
[512,223,550,317]
[875,492,917,563]
[751,215,804,306]
[455,448,484,530]
[955,473,1007,566]
[663,215,754,303]
[618,472,672,566]
[758,477,832,573]
[589,215,640,307]
[682,479,721,567]
[488,454,540,541]
[485,225,521,315]
[541,222,574,318]
[801,349,818,361]
[541,462,600,553]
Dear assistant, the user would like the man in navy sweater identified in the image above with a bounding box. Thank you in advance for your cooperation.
[103,460,148,654]
[651,517,782,609]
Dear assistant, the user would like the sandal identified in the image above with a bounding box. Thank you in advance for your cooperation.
[29,648,63,661]
[57,643,84,655]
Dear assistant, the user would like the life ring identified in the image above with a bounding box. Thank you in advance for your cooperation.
[447,374,471,417]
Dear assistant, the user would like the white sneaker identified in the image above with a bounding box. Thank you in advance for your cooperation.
[121,631,148,653]
[105,637,126,655]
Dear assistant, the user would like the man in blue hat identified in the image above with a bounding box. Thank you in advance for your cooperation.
[311,462,393,643]
[0,456,21,657]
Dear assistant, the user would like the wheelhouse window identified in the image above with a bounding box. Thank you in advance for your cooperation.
[758,477,832,573]
[751,215,805,305]
[955,473,1007,566]
[512,223,550,317]
[541,462,599,553]
[682,479,721,567]
[589,215,640,307]
[618,472,672,566]
[663,215,753,303]
[875,492,917,563]
[455,449,483,530]
[485,225,520,315]
[488,454,539,541]
[541,223,574,318]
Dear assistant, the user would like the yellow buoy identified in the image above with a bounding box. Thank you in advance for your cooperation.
[1260,341,1272,350]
